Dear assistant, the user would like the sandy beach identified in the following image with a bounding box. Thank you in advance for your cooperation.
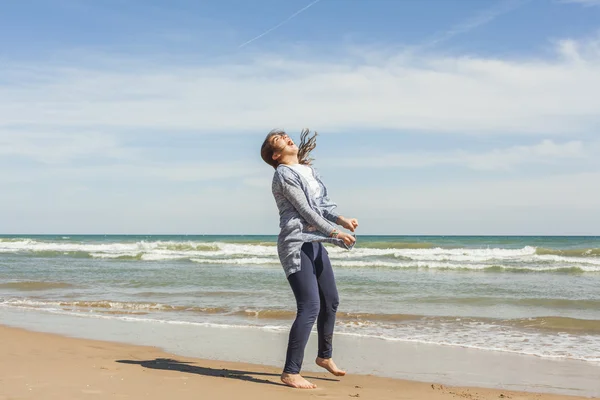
[0,325,595,400]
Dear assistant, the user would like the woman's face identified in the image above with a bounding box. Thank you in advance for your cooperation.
[270,133,298,160]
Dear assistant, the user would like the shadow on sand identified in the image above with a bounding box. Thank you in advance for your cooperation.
[117,358,339,387]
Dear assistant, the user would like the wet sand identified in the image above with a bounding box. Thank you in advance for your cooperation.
[0,325,595,400]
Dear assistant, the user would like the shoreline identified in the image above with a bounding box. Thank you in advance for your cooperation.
[1,324,595,400]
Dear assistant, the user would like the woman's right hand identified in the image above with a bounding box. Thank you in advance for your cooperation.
[337,216,359,232]
[337,231,356,246]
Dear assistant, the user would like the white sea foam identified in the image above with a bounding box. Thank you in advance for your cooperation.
[0,239,275,259]
[1,239,599,271]
[329,245,538,258]
[2,301,598,365]
[190,257,280,265]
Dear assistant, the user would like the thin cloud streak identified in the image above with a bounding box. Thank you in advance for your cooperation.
[239,0,322,48]
[421,0,530,49]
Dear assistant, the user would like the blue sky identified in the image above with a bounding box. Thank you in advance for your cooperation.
[1,0,599,235]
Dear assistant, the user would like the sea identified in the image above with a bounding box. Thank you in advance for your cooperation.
[1,234,599,368]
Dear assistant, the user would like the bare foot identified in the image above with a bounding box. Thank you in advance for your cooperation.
[280,373,317,389]
[316,357,346,376]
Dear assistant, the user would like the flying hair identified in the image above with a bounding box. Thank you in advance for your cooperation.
[297,128,318,165]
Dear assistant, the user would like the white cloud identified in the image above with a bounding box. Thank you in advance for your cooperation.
[0,130,136,164]
[0,160,264,184]
[324,139,590,170]
[0,37,599,137]
[0,127,266,183]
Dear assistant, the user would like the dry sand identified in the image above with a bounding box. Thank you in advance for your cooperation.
[0,325,594,400]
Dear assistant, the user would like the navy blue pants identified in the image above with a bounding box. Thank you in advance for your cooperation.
[283,242,339,374]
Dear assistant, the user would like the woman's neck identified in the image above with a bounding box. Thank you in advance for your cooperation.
[278,155,300,165]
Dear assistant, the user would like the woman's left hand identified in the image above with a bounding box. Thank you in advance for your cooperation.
[338,216,359,232]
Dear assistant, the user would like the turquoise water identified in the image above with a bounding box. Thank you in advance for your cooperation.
[1,235,599,364]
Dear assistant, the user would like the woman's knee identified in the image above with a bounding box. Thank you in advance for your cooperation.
[322,293,339,314]
[298,299,321,321]
[330,295,339,313]
[332,295,339,311]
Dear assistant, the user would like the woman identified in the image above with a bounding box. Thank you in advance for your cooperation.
[260,128,358,389]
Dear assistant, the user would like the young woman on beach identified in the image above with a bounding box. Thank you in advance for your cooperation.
[260,129,358,389]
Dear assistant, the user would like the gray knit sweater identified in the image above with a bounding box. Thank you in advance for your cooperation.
[271,164,354,277]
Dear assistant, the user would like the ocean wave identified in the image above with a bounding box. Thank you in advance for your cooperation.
[511,316,600,334]
[0,239,275,259]
[0,298,228,314]
[324,260,599,272]
[338,245,539,257]
[2,302,599,365]
[190,257,280,265]
[354,241,435,249]
[335,246,600,265]
[238,310,600,334]
[417,296,600,309]
[3,298,599,334]
[188,257,600,272]
[2,239,599,272]
[336,330,600,365]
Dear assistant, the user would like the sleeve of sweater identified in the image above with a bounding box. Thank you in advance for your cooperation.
[321,209,340,225]
[311,167,340,224]
[278,171,335,236]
